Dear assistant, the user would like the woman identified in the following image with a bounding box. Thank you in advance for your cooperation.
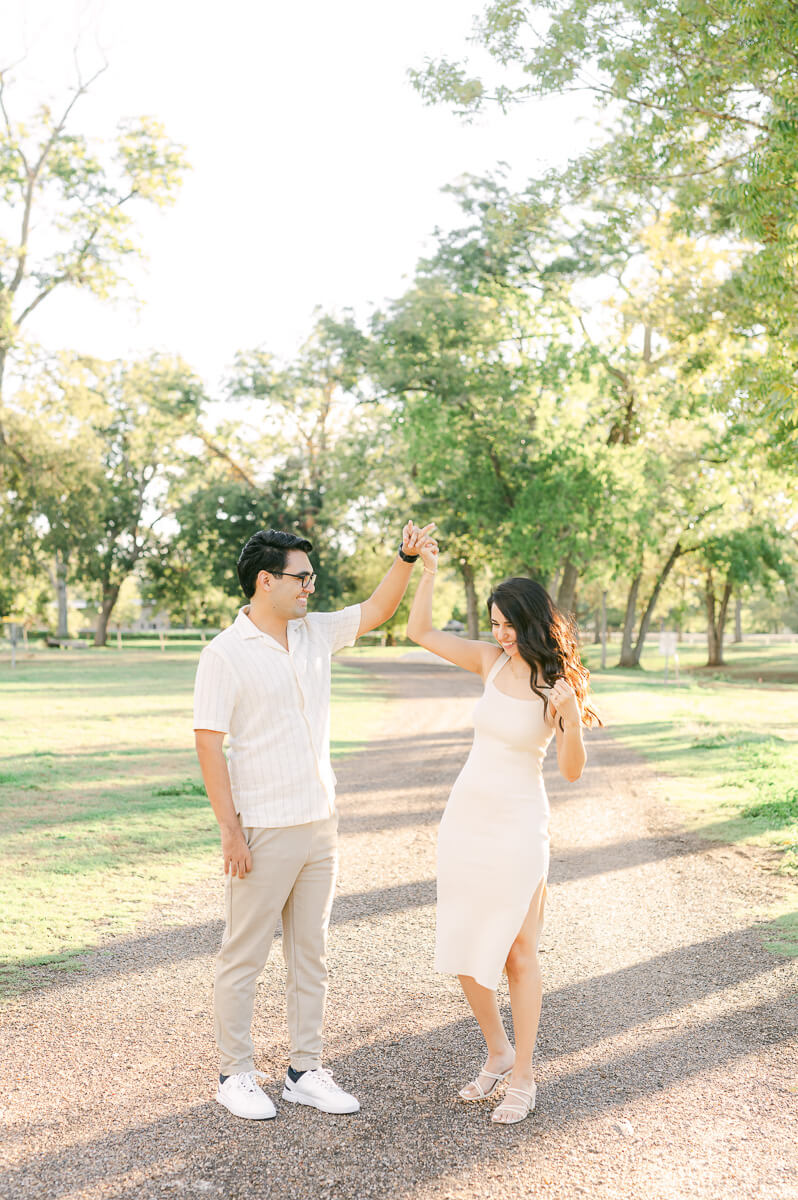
[407,539,598,1125]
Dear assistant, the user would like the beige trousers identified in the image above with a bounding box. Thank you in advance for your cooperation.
[214,811,338,1076]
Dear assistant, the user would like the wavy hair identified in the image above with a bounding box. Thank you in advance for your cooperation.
[487,577,601,729]
[236,529,312,599]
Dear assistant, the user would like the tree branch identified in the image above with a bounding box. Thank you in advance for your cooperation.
[195,431,258,491]
[13,186,136,325]
[0,71,29,175]
[9,63,109,297]
[568,78,770,132]
[13,277,62,326]
[604,151,752,187]
[30,62,108,181]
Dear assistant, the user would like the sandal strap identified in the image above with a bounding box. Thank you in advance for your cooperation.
[463,1073,499,1098]
[494,1088,534,1113]
[493,1088,535,1120]
[460,1066,509,1099]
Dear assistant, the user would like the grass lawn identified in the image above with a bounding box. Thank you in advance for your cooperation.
[582,642,798,871]
[582,640,798,955]
[0,643,389,995]
[2,636,796,991]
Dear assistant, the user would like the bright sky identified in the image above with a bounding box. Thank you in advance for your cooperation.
[3,0,595,392]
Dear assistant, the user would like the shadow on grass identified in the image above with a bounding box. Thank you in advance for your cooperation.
[0,876,438,998]
[0,748,202,816]
[739,793,798,828]
[583,642,798,688]
[690,810,797,865]
[0,779,210,838]
[763,911,798,957]
[0,671,199,699]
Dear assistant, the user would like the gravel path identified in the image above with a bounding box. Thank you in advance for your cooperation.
[2,656,797,1200]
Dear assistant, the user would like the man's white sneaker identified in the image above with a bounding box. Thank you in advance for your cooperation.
[216,1070,277,1119]
[282,1068,360,1114]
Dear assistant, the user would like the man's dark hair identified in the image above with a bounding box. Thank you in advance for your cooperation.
[236,529,313,599]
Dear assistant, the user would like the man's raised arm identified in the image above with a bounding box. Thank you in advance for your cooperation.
[357,521,436,637]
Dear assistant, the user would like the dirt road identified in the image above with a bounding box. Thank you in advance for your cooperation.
[2,656,796,1199]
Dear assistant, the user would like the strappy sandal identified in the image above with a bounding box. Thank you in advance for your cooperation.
[491,1082,537,1124]
[458,1065,512,1102]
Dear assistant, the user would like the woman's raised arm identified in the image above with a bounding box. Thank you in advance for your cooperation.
[406,540,499,678]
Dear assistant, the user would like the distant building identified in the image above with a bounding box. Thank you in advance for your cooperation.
[129,605,171,632]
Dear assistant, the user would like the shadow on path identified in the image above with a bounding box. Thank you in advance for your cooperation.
[6,655,797,1200]
[3,931,795,1200]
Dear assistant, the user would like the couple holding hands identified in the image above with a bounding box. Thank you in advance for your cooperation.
[193,520,596,1127]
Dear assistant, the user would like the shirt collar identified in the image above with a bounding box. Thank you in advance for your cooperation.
[234,606,289,652]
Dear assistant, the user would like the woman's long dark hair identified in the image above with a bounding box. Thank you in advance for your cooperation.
[487,577,601,729]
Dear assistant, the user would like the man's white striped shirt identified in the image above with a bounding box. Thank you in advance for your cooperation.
[193,604,361,827]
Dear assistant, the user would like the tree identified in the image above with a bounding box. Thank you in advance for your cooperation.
[698,526,792,665]
[227,312,373,555]
[0,65,187,445]
[403,170,761,653]
[84,357,208,644]
[411,0,798,446]
[688,452,798,664]
[143,314,389,618]
[0,483,46,625]
[7,353,206,643]
[371,268,546,633]
[143,470,340,621]
[2,351,107,635]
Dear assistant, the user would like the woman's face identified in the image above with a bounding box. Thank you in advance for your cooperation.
[490,604,518,656]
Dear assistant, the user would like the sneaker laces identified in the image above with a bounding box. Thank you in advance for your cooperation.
[236,1069,268,1094]
[305,1067,340,1091]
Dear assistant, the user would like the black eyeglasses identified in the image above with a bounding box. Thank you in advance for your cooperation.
[273,571,317,589]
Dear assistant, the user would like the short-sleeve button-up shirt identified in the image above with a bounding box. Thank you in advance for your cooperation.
[193,603,361,827]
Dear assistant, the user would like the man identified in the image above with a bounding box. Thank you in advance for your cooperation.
[193,521,434,1119]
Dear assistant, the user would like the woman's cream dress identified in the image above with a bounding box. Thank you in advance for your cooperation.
[435,652,554,990]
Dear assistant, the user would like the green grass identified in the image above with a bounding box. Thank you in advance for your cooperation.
[328,661,392,754]
[3,636,796,989]
[581,642,798,877]
[762,909,798,957]
[0,644,388,996]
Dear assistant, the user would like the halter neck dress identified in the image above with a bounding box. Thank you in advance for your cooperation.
[435,652,555,990]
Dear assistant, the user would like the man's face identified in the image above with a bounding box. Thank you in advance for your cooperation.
[265,549,316,619]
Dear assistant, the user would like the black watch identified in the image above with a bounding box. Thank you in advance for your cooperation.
[398,546,419,563]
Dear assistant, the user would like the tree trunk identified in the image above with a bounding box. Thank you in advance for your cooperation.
[705,571,733,666]
[630,540,683,666]
[733,595,743,643]
[600,589,608,670]
[461,561,480,640]
[0,345,7,445]
[618,574,641,667]
[557,559,578,614]
[94,582,121,647]
[717,578,733,662]
[52,550,69,638]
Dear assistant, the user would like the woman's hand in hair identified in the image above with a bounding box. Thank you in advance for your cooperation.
[549,678,581,727]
